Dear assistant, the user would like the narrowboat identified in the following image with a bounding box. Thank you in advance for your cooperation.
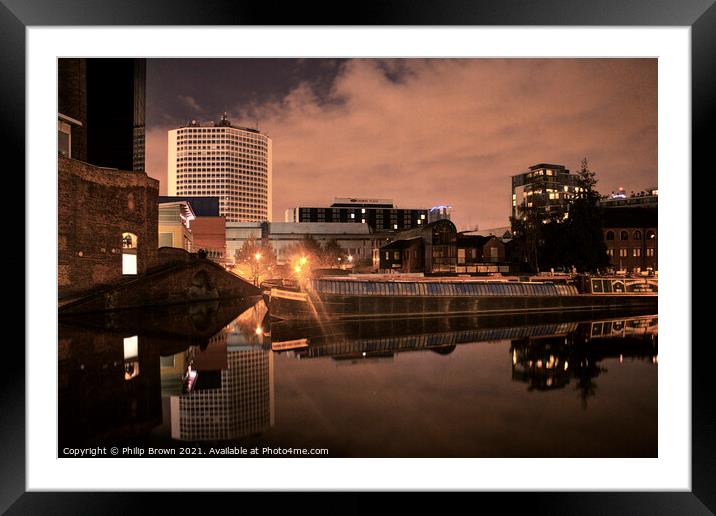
[267,275,657,321]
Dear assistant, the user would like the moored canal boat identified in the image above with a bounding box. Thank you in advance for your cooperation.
[268,275,657,321]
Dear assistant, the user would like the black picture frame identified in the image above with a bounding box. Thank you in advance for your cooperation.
[4,0,707,513]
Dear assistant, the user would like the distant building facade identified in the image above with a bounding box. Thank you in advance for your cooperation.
[226,222,377,266]
[601,207,657,272]
[427,205,452,223]
[158,200,195,251]
[378,219,457,274]
[511,163,579,219]
[167,114,272,223]
[285,197,429,232]
[378,220,510,275]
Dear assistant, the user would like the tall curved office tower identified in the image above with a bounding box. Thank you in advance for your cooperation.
[168,114,272,222]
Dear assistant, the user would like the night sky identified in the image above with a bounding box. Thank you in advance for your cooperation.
[146,58,657,230]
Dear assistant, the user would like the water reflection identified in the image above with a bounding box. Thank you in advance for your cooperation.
[59,301,657,456]
[510,316,657,407]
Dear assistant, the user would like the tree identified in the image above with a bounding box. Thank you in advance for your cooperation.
[563,158,610,272]
[322,238,347,267]
[282,234,324,271]
[510,158,610,273]
[233,237,277,285]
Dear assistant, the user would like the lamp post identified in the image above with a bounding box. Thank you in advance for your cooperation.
[348,254,354,273]
[253,252,262,286]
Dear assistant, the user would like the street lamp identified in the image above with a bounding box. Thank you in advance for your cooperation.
[253,252,262,286]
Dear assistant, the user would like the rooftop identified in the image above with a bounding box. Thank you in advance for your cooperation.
[177,113,265,135]
[528,163,568,171]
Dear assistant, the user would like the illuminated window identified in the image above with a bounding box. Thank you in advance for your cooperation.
[606,249,614,257]
[393,224,398,229]
[122,232,138,275]
[123,336,140,380]
[619,248,628,257]
[633,248,641,257]
[646,248,655,257]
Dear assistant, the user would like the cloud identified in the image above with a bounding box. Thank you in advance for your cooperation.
[177,94,204,113]
[146,59,657,230]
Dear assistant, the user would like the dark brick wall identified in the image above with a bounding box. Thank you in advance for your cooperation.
[59,252,260,314]
[191,216,226,253]
[58,156,159,298]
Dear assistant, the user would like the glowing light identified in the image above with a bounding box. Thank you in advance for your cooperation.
[294,265,302,273]
[255,326,263,336]
[299,256,308,266]
[348,255,353,262]
[254,252,262,261]
[564,361,569,371]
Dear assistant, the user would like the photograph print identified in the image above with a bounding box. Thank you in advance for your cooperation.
[57,57,658,459]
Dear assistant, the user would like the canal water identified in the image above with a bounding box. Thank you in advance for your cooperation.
[58,298,657,458]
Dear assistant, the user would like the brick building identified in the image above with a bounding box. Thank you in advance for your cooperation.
[58,58,158,299]
[58,157,159,297]
[379,220,511,275]
[601,207,657,273]
[191,216,228,265]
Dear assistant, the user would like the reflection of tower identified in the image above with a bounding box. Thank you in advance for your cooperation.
[170,348,274,440]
